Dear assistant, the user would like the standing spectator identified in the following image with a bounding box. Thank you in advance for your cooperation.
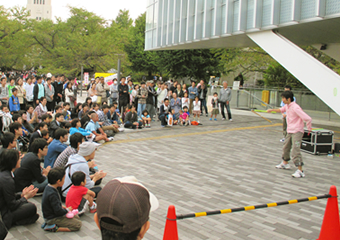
[16,78,26,110]
[65,82,75,108]
[0,77,9,106]
[219,81,232,121]
[157,83,167,112]
[170,92,181,119]
[44,128,68,168]
[137,82,148,117]
[182,83,188,94]
[197,80,208,117]
[110,79,119,106]
[33,76,45,106]
[9,88,20,113]
[44,78,55,111]
[146,81,157,121]
[24,76,34,106]
[159,99,171,127]
[210,92,220,121]
[0,149,39,230]
[14,139,50,193]
[33,97,48,122]
[53,75,63,105]
[118,77,129,115]
[132,84,139,109]
[193,96,201,123]
[96,77,110,104]
[88,83,97,103]
[188,81,198,114]
[8,78,16,98]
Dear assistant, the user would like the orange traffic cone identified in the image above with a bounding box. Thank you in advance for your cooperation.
[317,185,340,240]
[163,205,179,240]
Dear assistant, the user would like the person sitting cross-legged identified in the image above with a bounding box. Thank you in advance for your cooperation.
[44,128,68,168]
[85,112,112,142]
[14,138,50,193]
[124,105,143,129]
[41,167,82,232]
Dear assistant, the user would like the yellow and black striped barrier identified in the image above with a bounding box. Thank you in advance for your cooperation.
[176,193,332,220]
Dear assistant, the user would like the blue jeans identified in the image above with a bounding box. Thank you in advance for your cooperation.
[220,102,232,119]
[137,103,146,117]
[124,121,143,129]
[32,178,48,193]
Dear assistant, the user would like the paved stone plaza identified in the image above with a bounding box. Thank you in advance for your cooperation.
[6,111,340,240]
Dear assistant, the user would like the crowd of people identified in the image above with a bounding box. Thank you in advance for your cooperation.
[0,72,236,238]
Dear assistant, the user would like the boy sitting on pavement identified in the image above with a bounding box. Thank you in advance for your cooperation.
[66,171,97,216]
[41,167,82,232]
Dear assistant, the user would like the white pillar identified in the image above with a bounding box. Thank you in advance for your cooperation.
[248,30,340,116]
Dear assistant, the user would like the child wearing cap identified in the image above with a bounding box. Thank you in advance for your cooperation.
[41,167,82,232]
[66,171,97,215]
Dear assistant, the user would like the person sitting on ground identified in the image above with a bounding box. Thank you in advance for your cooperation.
[66,171,97,216]
[170,109,178,125]
[107,104,122,125]
[122,105,130,123]
[49,113,64,138]
[124,105,143,129]
[179,109,189,126]
[44,128,68,168]
[61,142,107,198]
[78,103,89,119]
[9,88,20,113]
[9,122,28,152]
[41,167,82,232]
[85,112,112,142]
[54,133,84,168]
[0,149,39,230]
[41,113,52,125]
[28,122,51,152]
[71,103,82,119]
[12,113,30,139]
[34,97,49,122]
[63,103,72,121]
[94,176,159,240]
[52,105,63,120]
[70,119,93,138]
[141,109,151,128]
[19,110,34,133]
[0,132,17,156]
[26,105,38,128]
[99,104,119,134]
[159,98,171,127]
[14,139,50,193]
[80,110,95,129]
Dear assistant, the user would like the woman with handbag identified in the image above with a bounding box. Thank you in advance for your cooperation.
[65,82,75,108]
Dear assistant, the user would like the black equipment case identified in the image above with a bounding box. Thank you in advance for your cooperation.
[300,129,333,155]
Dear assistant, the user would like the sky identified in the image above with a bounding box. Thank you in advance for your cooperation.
[2,0,148,21]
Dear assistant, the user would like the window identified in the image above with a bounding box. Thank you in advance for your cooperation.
[43,0,45,4]
[39,17,41,20]
[40,0,42,4]
[36,17,38,20]
[34,0,36,3]
[47,11,49,13]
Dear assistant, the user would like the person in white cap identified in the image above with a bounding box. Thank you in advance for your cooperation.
[61,142,107,199]
[94,176,159,240]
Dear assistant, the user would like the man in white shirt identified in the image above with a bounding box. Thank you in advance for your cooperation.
[24,76,34,106]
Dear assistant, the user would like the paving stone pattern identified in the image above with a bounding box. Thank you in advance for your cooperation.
[6,114,340,240]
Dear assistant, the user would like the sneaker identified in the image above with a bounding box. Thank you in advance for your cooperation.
[44,224,59,232]
[78,200,90,215]
[214,118,217,121]
[198,121,200,123]
[90,202,97,213]
[209,118,212,121]
[108,137,114,141]
[206,114,208,117]
[229,119,233,122]
[280,138,285,142]
[222,118,226,120]
[292,169,305,178]
[275,161,291,170]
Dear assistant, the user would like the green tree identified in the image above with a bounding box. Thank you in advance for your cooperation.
[124,12,160,77]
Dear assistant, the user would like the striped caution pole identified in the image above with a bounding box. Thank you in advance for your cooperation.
[176,194,332,220]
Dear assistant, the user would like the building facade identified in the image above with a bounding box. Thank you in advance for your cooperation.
[26,0,52,21]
